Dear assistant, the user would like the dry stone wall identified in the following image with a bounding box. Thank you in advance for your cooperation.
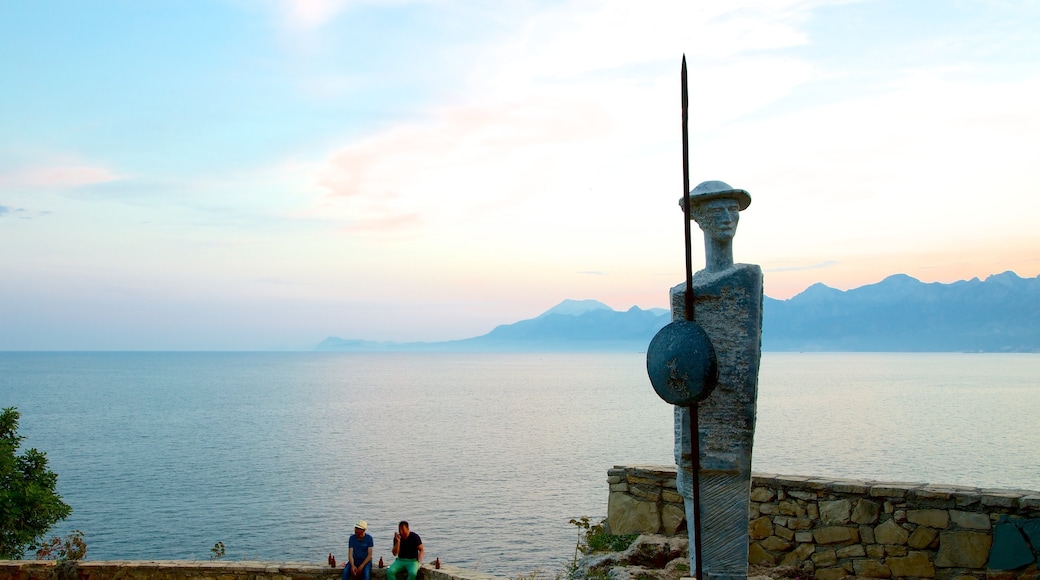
[607,465,1040,580]
[0,561,503,580]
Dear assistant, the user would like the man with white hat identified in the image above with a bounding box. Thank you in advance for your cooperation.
[343,520,374,580]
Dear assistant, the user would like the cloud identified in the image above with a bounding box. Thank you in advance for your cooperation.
[765,260,840,273]
[277,0,352,30]
[0,205,7,216]
[0,162,122,191]
[287,1,830,239]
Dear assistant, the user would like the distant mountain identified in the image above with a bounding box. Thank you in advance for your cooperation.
[317,272,1040,352]
[763,271,1040,352]
[316,300,670,352]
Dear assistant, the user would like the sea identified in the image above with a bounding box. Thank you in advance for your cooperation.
[1,352,1038,576]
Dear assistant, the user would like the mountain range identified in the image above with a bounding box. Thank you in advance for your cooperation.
[316,271,1040,353]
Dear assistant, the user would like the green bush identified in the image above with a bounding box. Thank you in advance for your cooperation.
[569,516,639,556]
[0,407,73,559]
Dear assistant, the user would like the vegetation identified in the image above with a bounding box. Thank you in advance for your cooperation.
[0,407,73,559]
[35,530,87,561]
[210,541,226,560]
[568,516,639,559]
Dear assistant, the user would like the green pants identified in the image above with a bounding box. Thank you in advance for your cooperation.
[387,558,420,580]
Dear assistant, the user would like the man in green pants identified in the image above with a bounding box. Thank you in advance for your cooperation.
[388,521,424,580]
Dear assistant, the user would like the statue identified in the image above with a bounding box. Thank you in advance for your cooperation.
[671,180,762,580]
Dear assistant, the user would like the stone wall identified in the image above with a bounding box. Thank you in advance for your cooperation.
[0,561,504,580]
[607,465,1040,580]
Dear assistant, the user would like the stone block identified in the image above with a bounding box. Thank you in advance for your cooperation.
[779,501,806,517]
[780,543,815,566]
[950,510,991,530]
[888,551,935,578]
[759,503,778,515]
[628,484,661,501]
[860,525,876,544]
[610,483,629,492]
[908,525,939,549]
[811,550,837,567]
[875,519,909,545]
[913,486,955,500]
[608,492,661,535]
[980,493,1019,509]
[887,545,908,556]
[795,531,813,543]
[854,559,893,578]
[836,544,866,558]
[831,479,870,494]
[866,544,885,559]
[894,510,907,523]
[814,526,858,545]
[872,484,921,499]
[627,475,660,486]
[815,567,849,580]
[907,509,950,528]
[794,542,815,560]
[954,493,981,508]
[774,525,794,541]
[761,536,792,552]
[662,490,684,504]
[778,552,800,567]
[772,515,789,528]
[607,476,623,484]
[661,503,686,536]
[749,516,773,540]
[820,500,852,525]
[934,531,992,568]
[748,542,775,566]
[1021,495,1040,511]
[750,487,776,502]
[787,517,814,530]
[988,522,1034,571]
[808,502,819,519]
[789,490,816,501]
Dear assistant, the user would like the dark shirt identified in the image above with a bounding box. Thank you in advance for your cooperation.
[397,532,422,560]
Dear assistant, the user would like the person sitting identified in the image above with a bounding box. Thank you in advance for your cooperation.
[343,520,374,580]
[387,521,423,580]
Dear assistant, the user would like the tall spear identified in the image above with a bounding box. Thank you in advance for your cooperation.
[680,54,705,580]
[646,54,717,580]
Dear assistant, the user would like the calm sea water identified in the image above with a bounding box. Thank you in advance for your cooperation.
[1,352,1038,576]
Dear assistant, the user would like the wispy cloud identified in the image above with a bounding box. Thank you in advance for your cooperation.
[765,260,839,273]
[0,162,122,191]
[276,0,352,30]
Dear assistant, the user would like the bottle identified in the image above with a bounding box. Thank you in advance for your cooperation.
[378,557,384,569]
[434,558,441,570]
[328,553,335,567]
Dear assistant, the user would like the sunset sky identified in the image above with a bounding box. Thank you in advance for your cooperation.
[2,0,1038,350]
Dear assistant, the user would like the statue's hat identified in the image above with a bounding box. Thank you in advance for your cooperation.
[679,180,751,211]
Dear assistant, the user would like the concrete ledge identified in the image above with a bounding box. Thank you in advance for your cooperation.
[0,561,507,580]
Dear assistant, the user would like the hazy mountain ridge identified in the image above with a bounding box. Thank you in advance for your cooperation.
[316,271,1040,352]
[763,270,1040,352]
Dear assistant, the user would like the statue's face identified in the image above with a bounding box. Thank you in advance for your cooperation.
[692,198,740,241]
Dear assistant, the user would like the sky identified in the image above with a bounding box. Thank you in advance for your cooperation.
[1,0,1038,350]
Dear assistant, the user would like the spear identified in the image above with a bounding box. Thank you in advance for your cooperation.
[681,54,705,580]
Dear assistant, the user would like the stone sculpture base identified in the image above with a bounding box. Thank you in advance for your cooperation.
[671,264,763,580]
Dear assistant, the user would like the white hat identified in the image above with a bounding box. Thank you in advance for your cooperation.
[355,520,368,530]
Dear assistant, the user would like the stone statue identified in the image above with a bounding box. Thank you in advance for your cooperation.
[671,180,762,580]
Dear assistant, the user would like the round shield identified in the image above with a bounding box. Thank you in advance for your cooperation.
[646,320,718,406]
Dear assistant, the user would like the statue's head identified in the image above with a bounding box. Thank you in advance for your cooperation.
[679,180,751,242]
